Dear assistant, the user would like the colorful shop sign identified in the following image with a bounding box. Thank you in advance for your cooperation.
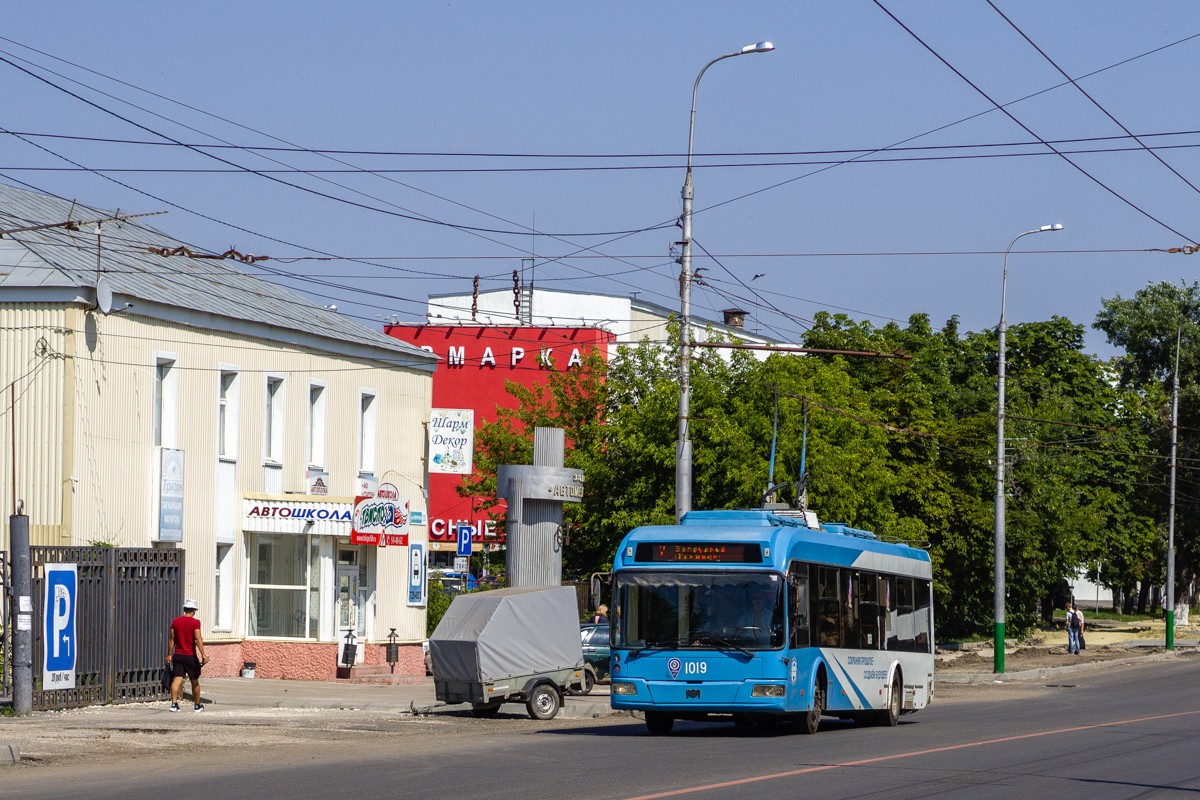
[242,495,354,536]
[351,482,409,547]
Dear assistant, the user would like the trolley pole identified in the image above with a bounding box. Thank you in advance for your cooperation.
[10,511,32,715]
[1166,326,1180,651]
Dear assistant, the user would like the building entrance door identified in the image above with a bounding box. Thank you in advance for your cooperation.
[336,547,365,665]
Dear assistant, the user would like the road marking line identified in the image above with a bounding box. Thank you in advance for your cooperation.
[622,708,1200,800]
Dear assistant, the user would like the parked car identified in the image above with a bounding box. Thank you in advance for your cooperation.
[574,622,611,694]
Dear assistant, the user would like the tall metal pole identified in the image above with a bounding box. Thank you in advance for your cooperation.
[1167,325,1180,650]
[995,224,1062,674]
[11,511,32,715]
[676,42,774,523]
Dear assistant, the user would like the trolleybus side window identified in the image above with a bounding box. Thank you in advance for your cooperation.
[787,561,810,648]
[815,566,841,648]
[915,579,932,653]
[844,571,860,650]
[858,572,881,649]
[888,577,917,651]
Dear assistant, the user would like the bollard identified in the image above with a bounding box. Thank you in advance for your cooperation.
[10,513,32,716]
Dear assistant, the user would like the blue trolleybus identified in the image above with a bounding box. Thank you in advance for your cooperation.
[608,510,934,735]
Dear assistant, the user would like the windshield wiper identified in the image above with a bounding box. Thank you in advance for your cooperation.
[692,636,753,658]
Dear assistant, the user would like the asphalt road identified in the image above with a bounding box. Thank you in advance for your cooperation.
[4,657,1199,800]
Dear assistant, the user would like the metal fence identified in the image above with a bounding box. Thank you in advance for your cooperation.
[0,551,10,702]
[31,547,183,711]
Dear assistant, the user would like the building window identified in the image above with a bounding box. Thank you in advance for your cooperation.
[218,370,239,459]
[358,391,377,474]
[152,355,178,447]
[308,383,326,468]
[264,376,285,463]
[213,543,235,631]
[248,533,317,639]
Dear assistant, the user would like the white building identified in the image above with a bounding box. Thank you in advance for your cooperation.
[426,286,779,356]
[0,181,436,681]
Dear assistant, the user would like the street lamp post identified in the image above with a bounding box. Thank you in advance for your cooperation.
[677,41,774,523]
[995,223,1062,674]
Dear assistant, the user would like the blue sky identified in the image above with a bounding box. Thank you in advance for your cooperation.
[4,1,1200,355]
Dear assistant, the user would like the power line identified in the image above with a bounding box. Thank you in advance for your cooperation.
[985,0,1200,200]
[12,139,1200,173]
[691,26,1200,223]
[870,0,1198,244]
[9,126,1200,160]
[0,52,669,240]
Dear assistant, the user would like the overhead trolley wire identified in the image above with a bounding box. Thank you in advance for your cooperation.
[0,52,668,240]
[985,0,1200,200]
[870,0,1198,244]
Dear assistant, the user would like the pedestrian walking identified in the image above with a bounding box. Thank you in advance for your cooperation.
[1066,604,1085,655]
[588,604,609,624]
[166,599,209,712]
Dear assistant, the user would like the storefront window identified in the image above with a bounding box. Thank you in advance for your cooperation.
[249,533,318,639]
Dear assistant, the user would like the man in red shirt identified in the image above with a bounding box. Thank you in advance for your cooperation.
[166,599,209,712]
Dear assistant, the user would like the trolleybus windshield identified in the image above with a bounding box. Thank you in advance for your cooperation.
[614,571,785,651]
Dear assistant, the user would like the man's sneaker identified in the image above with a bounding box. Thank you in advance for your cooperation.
[194,703,204,713]
[169,702,179,712]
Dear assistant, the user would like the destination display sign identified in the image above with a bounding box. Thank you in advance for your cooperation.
[636,542,763,563]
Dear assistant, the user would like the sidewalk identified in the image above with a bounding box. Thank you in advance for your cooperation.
[192,675,613,718]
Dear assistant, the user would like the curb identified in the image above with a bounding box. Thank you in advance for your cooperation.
[0,744,19,765]
[425,698,614,720]
[937,649,1194,683]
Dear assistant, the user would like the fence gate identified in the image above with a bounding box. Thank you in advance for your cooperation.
[1,551,9,702]
[31,547,184,710]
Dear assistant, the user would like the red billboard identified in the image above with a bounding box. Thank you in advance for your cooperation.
[384,324,613,549]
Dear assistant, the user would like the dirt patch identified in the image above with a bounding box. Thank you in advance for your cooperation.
[936,644,1165,673]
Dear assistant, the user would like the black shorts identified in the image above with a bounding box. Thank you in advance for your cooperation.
[171,654,202,681]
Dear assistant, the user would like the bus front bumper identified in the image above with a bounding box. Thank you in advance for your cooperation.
[609,679,789,713]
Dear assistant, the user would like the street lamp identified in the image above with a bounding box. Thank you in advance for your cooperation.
[676,40,775,523]
[995,222,1062,673]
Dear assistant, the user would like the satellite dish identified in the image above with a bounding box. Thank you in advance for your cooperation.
[96,276,113,315]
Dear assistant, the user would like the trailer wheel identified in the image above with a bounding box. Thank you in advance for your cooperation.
[471,703,502,718]
[527,685,561,720]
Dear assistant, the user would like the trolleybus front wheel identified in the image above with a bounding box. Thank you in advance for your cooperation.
[800,682,824,735]
[645,711,675,735]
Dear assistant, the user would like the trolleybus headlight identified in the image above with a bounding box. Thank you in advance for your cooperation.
[612,682,638,695]
[751,684,786,698]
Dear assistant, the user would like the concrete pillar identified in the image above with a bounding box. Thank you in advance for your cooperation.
[505,428,566,587]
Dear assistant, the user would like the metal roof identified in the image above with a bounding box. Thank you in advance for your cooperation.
[0,181,433,364]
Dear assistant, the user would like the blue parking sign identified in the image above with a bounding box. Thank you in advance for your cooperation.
[456,524,474,557]
[43,564,78,690]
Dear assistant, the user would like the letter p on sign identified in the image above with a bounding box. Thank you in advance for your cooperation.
[43,563,78,690]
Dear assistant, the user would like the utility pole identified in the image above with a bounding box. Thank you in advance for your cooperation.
[1167,326,1180,651]
[11,509,32,715]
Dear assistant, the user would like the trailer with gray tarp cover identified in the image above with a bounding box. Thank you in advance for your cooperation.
[430,585,585,719]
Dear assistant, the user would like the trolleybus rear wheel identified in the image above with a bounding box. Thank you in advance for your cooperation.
[527,685,561,720]
[645,711,675,735]
[875,673,901,727]
[800,682,823,735]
